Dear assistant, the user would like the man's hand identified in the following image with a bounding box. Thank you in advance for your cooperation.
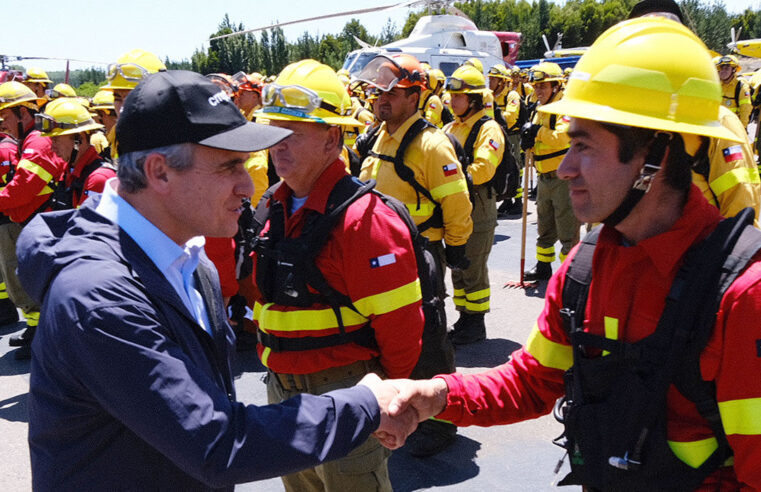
[388,378,449,425]
[358,373,419,450]
[445,243,470,271]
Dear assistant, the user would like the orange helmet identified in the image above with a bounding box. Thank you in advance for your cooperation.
[355,53,427,91]
[232,71,264,94]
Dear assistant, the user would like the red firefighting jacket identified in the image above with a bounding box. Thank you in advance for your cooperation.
[65,146,115,208]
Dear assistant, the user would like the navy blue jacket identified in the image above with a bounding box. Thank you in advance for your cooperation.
[17,195,380,491]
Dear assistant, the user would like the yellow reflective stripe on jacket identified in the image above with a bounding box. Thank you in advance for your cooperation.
[603,316,619,357]
[667,437,718,469]
[710,167,761,197]
[406,202,437,217]
[525,323,573,370]
[255,279,421,333]
[719,397,761,435]
[18,159,53,184]
[430,179,468,201]
[474,148,500,167]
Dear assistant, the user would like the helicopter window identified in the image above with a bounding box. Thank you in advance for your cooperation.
[438,62,459,77]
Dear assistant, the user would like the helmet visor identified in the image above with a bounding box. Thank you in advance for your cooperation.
[107,63,150,82]
[34,112,97,133]
[355,56,403,92]
[444,77,485,92]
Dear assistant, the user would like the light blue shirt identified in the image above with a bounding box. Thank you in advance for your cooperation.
[95,178,212,335]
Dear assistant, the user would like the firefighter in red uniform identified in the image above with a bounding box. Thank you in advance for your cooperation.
[253,59,424,492]
[0,126,20,326]
[37,98,116,208]
[381,18,761,489]
[0,82,65,359]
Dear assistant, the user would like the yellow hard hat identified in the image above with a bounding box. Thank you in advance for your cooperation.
[102,49,167,91]
[35,98,104,137]
[0,81,47,111]
[26,67,52,84]
[510,66,521,77]
[420,62,432,71]
[530,62,564,83]
[50,83,77,99]
[259,59,361,126]
[426,68,445,92]
[464,58,483,73]
[540,17,739,142]
[445,65,488,94]
[488,64,510,79]
[713,55,741,73]
[90,90,115,111]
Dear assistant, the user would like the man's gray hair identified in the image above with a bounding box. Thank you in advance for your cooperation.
[117,143,195,193]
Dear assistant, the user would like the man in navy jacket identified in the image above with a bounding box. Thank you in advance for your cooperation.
[17,71,415,491]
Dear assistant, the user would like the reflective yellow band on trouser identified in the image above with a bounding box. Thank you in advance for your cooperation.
[18,159,53,184]
[524,323,573,371]
[536,245,555,263]
[710,167,761,197]
[0,281,7,299]
[718,397,761,435]
[255,279,422,333]
[25,311,40,327]
[406,202,437,217]
[430,179,468,200]
[474,148,501,167]
[452,288,465,307]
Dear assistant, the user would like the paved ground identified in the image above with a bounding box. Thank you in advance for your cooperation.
[0,196,580,491]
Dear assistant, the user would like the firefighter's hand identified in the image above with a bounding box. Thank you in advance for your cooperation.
[445,243,470,271]
[387,378,449,425]
[520,122,540,151]
[359,373,418,450]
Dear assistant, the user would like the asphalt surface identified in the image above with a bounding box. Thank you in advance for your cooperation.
[0,196,579,491]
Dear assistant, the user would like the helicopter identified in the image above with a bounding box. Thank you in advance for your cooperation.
[728,26,761,58]
[541,33,588,59]
[208,0,521,76]
[1,54,107,84]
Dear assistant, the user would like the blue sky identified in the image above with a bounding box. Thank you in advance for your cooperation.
[3,0,761,73]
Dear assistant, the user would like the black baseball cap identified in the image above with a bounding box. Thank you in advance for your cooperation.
[116,70,291,154]
[628,0,684,23]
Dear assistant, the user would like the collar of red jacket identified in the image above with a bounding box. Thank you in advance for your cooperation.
[272,158,348,215]
[599,185,722,278]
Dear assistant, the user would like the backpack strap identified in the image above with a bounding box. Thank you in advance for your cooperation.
[735,80,742,109]
[463,116,492,168]
[367,117,443,232]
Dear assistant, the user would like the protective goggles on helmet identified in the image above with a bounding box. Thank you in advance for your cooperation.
[488,66,508,78]
[530,70,559,82]
[106,63,151,82]
[46,88,72,99]
[34,113,97,133]
[231,71,261,93]
[261,83,349,121]
[355,56,422,92]
[206,74,238,96]
[716,56,736,67]
[444,77,485,92]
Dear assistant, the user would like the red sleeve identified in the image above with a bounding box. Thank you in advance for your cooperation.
[84,166,116,195]
[335,194,424,378]
[204,237,238,298]
[0,138,62,211]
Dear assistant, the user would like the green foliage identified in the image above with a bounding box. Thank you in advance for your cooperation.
[75,81,101,98]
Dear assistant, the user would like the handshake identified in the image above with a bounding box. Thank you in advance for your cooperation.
[357,373,449,450]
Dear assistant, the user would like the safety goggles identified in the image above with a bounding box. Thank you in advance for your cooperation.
[46,89,72,99]
[231,71,261,93]
[488,67,508,78]
[716,56,735,67]
[106,63,150,82]
[262,84,347,116]
[34,113,96,133]
[355,56,409,92]
[444,77,485,92]
[530,70,556,82]
[205,74,238,96]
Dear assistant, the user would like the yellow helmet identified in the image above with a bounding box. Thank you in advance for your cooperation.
[25,67,52,84]
[35,98,104,137]
[445,65,488,94]
[426,68,445,92]
[90,90,115,111]
[463,57,484,73]
[102,49,167,91]
[488,64,510,79]
[259,59,361,126]
[49,83,77,99]
[713,55,741,73]
[540,17,738,142]
[530,62,564,83]
[510,66,521,77]
[0,81,47,111]
[420,62,432,71]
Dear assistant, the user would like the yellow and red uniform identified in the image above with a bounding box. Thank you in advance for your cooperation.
[253,160,423,377]
[0,128,64,223]
[436,188,761,489]
[64,146,116,208]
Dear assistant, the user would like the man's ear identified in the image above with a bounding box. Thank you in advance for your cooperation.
[142,153,171,194]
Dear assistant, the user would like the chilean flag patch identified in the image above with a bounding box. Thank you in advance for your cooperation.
[429,102,437,109]
[370,253,396,269]
[723,145,743,162]
[489,139,500,150]
[442,163,458,176]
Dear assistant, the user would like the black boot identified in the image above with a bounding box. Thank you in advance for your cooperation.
[505,197,522,216]
[524,261,553,281]
[14,344,31,360]
[0,297,18,326]
[405,420,457,458]
[497,199,513,216]
[9,325,35,347]
[451,313,486,345]
[447,311,467,339]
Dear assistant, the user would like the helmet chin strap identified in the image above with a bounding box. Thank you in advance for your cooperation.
[602,132,672,227]
[68,134,81,168]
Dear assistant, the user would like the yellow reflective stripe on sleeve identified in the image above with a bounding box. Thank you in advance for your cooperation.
[474,148,500,167]
[603,316,619,357]
[260,346,271,367]
[465,288,490,301]
[525,323,573,370]
[668,437,718,469]
[710,167,761,197]
[18,159,53,183]
[37,185,53,196]
[430,179,468,200]
[353,279,422,317]
[406,202,437,217]
[719,397,761,435]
